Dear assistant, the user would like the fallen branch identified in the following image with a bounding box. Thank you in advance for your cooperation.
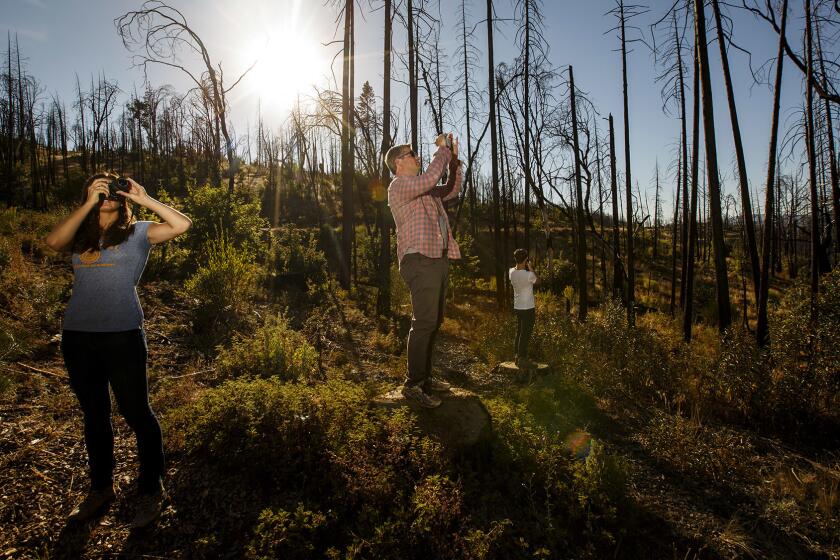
[160,367,216,380]
[14,362,67,380]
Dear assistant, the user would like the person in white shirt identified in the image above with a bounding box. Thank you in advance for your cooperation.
[509,248,539,368]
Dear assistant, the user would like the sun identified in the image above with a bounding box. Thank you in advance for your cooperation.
[241,26,326,118]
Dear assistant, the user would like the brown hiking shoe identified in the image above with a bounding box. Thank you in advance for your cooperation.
[68,487,115,522]
[427,377,451,392]
[401,384,442,408]
[130,489,166,529]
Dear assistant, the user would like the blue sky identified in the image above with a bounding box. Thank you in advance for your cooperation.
[1,0,813,216]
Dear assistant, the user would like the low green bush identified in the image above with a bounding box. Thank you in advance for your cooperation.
[215,314,318,382]
[247,504,329,560]
[449,233,481,302]
[769,268,840,424]
[269,225,329,297]
[182,234,259,340]
[181,182,268,266]
[164,375,629,558]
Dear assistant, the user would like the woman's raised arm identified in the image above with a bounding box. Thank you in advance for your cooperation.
[44,179,109,252]
[117,178,192,245]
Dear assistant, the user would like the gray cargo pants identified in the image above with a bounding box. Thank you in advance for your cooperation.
[399,252,449,390]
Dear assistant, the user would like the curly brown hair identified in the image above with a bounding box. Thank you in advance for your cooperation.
[71,172,136,254]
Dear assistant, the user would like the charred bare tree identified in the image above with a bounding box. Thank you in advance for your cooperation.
[487,0,504,307]
[814,15,840,261]
[408,0,418,150]
[757,0,788,348]
[609,114,625,301]
[457,0,479,238]
[805,0,820,320]
[116,1,254,196]
[340,0,356,289]
[711,0,760,303]
[570,66,588,321]
[684,35,701,342]
[610,0,647,326]
[378,0,393,315]
[694,0,732,333]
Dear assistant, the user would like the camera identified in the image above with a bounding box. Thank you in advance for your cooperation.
[105,178,130,201]
[444,134,453,149]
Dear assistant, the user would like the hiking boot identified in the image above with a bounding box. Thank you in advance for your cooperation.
[401,384,442,408]
[68,486,115,522]
[427,377,451,392]
[130,489,166,529]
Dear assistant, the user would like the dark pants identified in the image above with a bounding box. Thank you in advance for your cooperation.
[514,308,536,360]
[61,329,164,495]
[399,253,448,390]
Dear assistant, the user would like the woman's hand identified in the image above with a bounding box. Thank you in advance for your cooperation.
[84,179,110,208]
[116,178,152,206]
[449,134,458,158]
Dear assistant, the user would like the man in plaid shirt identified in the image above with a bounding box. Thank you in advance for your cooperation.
[386,134,462,408]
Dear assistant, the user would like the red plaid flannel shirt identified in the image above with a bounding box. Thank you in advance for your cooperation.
[388,146,463,265]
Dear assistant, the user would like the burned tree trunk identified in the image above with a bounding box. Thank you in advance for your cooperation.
[711,0,760,303]
[684,37,701,342]
[609,114,624,302]
[757,0,787,348]
[377,0,393,315]
[694,0,732,333]
[570,66,588,321]
[486,0,504,307]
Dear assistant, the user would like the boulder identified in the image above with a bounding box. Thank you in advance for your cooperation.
[496,361,549,383]
[372,387,493,456]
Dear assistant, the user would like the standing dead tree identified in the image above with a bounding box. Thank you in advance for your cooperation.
[741,0,840,104]
[757,0,789,347]
[694,0,732,333]
[570,66,588,321]
[455,0,481,238]
[486,0,504,307]
[608,0,649,327]
[116,0,255,196]
[711,0,761,304]
[378,0,393,316]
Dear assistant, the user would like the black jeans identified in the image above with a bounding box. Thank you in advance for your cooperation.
[514,308,536,360]
[61,329,164,495]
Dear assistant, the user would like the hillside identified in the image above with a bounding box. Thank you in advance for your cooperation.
[1,204,838,560]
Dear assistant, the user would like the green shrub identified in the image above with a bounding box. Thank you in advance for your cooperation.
[182,234,259,338]
[269,225,329,295]
[449,233,480,302]
[576,439,629,513]
[216,314,318,382]
[533,254,576,295]
[0,372,11,397]
[0,208,18,236]
[703,326,769,419]
[410,475,464,557]
[0,239,10,279]
[181,182,268,265]
[247,504,329,560]
[770,269,840,422]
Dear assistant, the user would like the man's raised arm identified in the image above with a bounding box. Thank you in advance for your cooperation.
[388,146,452,207]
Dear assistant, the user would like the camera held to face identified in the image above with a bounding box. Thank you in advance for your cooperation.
[105,178,130,202]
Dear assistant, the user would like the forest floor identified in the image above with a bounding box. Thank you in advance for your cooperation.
[1,261,839,558]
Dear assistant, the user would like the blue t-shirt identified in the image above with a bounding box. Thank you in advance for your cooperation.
[63,221,153,332]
